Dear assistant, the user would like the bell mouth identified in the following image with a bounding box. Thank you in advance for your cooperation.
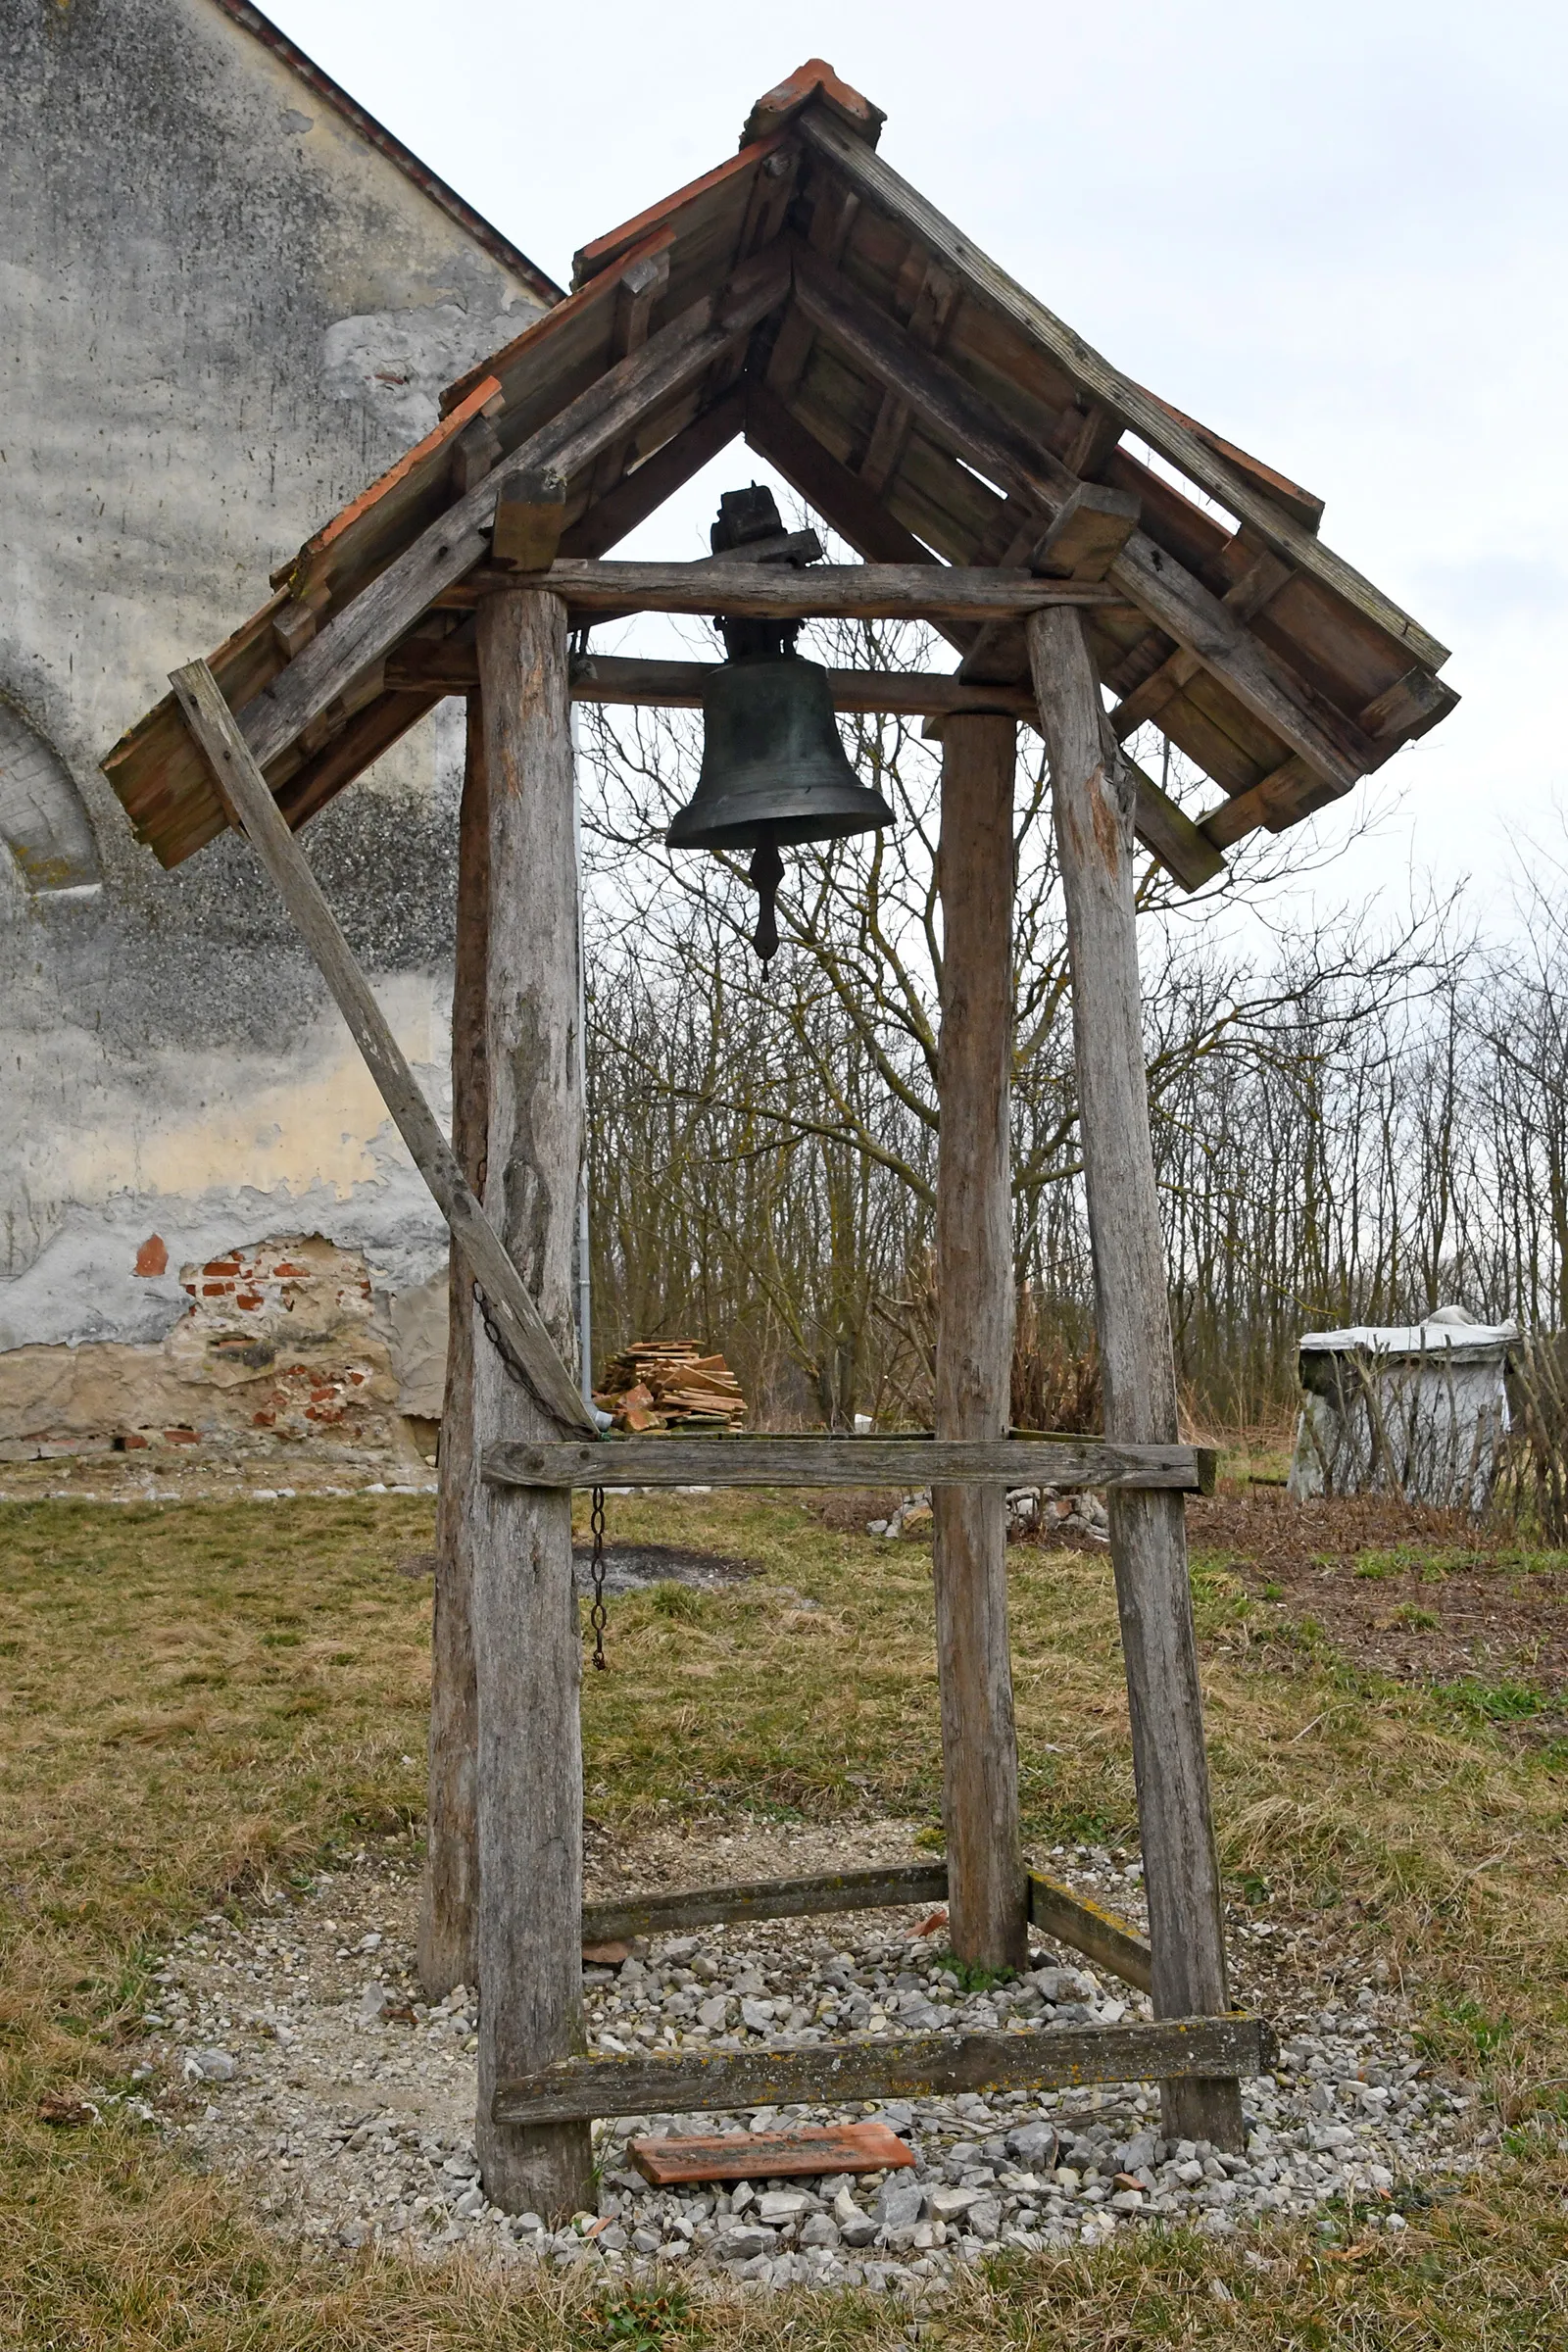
[666,795,893,853]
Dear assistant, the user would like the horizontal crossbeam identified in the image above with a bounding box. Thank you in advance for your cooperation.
[492,2013,1276,2124]
[385,643,1040,717]
[580,1859,1154,1995]
[485,1435,1217,1492]
[440,559,1122,621]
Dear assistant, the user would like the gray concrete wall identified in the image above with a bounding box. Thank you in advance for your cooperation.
[0,0,548,1455]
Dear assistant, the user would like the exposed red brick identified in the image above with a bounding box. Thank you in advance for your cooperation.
[164,1428,199,1445]
[201,1281,230,1297]
[235,1293,264,1309]
[133,1234,168,1277]
[272,1262,310,1277]
[204,1260,241,1276]
[121,1432,150,1449]
[252,1411,276,1427]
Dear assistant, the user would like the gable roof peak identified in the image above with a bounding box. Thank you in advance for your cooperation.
[741,60,884,151]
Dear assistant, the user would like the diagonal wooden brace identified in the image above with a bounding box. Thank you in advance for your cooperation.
[169,658,599,1439]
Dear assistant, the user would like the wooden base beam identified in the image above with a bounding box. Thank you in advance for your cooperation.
[493,2014,1276,2126]
[581,1859,1153,1994]
[484,1435,1216,1491]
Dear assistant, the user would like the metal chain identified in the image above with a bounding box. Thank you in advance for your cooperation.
[472,1278,544,1399]
[588,1486,609,1671]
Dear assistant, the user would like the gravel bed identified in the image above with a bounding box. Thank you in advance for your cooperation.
[99,1837,1487,2298]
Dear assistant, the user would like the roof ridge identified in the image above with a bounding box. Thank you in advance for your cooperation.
[209,0,564,309]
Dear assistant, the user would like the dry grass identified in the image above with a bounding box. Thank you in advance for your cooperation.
[1,1488,1566,2347]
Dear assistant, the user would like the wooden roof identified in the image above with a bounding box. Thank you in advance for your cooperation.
[104,58,1455,880]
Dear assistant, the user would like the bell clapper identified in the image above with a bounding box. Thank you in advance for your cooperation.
[747,838,784,969]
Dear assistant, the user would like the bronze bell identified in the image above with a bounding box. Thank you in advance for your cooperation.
[665,487,894,964]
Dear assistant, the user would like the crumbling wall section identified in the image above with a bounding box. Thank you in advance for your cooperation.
[0,0,543,1443]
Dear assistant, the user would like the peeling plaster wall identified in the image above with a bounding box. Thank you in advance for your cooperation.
[0,0,548,1447]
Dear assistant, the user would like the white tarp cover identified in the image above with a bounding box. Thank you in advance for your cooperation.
[1288,1306,1519,1511]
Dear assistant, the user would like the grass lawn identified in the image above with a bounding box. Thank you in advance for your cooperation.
[1,1483,1565,2347]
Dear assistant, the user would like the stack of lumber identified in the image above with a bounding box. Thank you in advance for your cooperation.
[596,1341,747,1433]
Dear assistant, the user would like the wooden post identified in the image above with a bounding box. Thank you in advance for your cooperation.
[932,713,1028,1974]
[1028,607,1244,2150]
[471,589,594,2218]
[418,695,488,2000]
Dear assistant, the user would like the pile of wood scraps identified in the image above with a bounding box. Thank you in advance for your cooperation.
[595,1341,748,1433]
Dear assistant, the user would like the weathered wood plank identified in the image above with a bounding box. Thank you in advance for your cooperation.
[417,692,487,2002]
[581,1859,1155,1993]
[799,107,1447,672]
[235,246,791,772]
[788,243,1372,793]
[466,560,1118,619]
[471,588,593,2222]
[388,643,1043,715]
[1127,760,1226,892]
[1028,606,1243,2150]
[631,2121,913,2184]
[492,2014,1276,2124]
[1027,1871,1152,1995]
[564,388,746,560]
[581,1864,951,1947]
[483,1436,1214,1490]
[934,713,1026,1976]
[168,660,597,1440]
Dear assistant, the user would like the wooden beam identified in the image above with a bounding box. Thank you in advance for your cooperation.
[581,1859,1154,1991]
[483,1435,1216,1490]
[788,242,1375,794]
[418,692,487,2003]
[387,642,1042,717]
[1027,606,1243,2152]
[798,106,1448,672]
[1027,1871,1152,1996]
[1128,760,1226,893]
[471,588,594,2223]
[563,388,747,560]
[1033,484,1142,581]
[934,714,1026,1977]
[586,247,672,503]
[492,2014,1277,2125]
[572,656,1037,717]
[582,1863,950,1946]
[235,245,791,773]
[491,469,568,572]
[454,560,1119,621]
[860,256,959,495]
[167,660,598,1442]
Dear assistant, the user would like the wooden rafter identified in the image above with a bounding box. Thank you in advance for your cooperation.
[238,246,792,774]
[799,106,1446,671]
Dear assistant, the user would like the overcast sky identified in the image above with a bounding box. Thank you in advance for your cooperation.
[271,0,1568,927]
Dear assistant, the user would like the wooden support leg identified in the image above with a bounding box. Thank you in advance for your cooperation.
[1028,608,1244,2150]
[933,713,1028,1975]
[419,695,488,2001]
[471,591,594,2219]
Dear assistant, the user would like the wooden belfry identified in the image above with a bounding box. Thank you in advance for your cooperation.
[106,61,1454,2219]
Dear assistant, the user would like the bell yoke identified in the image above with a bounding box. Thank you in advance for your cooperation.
[666,486,894,963]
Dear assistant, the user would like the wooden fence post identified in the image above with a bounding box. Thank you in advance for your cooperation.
[418,694,488,2000]
[933,713,1028,1974]
[471,590,594,2218]
[1028,607,1245,2150]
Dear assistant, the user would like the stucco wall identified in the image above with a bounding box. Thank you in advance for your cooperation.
[0,0,548,1448]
